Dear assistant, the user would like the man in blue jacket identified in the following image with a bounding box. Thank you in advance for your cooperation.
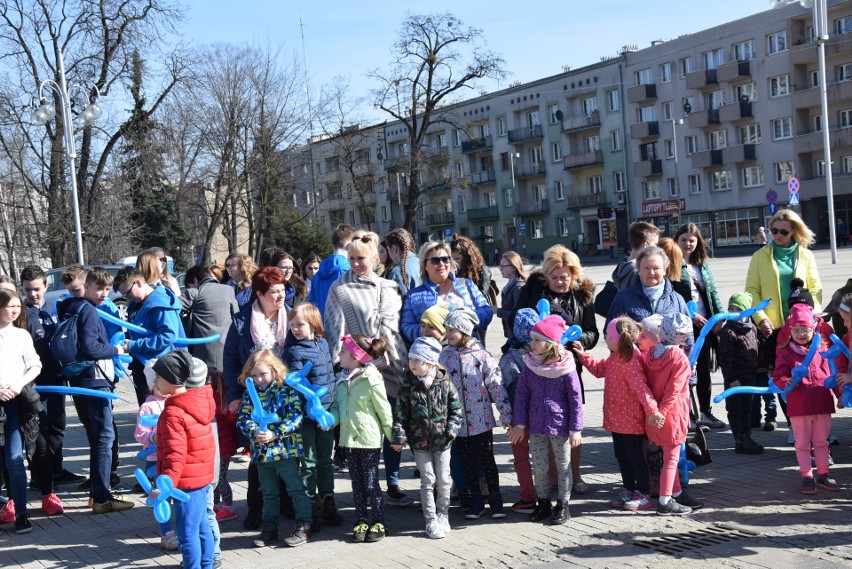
[307,224,354,318]
[114,267,186,405]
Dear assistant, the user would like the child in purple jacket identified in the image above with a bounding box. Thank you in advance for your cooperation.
[508,315,583,526]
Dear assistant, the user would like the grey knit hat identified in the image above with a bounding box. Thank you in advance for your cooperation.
[443,307,479,336]
[152,349,194,386]
[408,337,442,366]
[186,357,208,389]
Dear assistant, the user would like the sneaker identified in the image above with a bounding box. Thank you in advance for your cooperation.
[365,522,386,543]
[609,489,634,509]
[550,501,570,525]
[243,510,262,530]
[816,474,839,491]
[41,493,65,516]
[425,520,445,539]
[801,476,816,494]
[215,506,236,522]
[385,486,414,507]
[15,515,32,534]
[437,513,451,533]
[657,499,692,516]
[512,500,537,514]
[674,491,704,510]
[92,496,135,514]
[464,494,486,520]
[237,448,251,463]
[529,499,552,522]
[252,523,279,548]
[0,499,16,523]
[53,469,87,485]
[699,411,726,429]
[689,418,710,433]
[829,434,840,445]
[160,530,179,551]
[352,521,369,543]
[763,421,777,432]
[624,491,653,511]
[283,522,311,547]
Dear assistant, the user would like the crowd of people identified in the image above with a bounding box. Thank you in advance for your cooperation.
[1,212,850,568]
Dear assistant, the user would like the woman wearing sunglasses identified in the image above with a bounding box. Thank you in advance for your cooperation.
[399,241,493,346]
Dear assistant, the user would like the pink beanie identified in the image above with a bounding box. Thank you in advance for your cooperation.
[530,315,567,345]
[786,303,815,328]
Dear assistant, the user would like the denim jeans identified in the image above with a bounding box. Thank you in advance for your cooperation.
[32,390,66,495]
[175,485,214,569]
[382,397,401,486]
[205,484,221,562]
[0,402,28,516]
[72,389,115,503]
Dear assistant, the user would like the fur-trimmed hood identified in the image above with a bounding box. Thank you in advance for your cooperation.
[523,269,595,305]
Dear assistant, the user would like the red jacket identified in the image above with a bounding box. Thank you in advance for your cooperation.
[214,391,239,459]
[642,348,691,448]
[774,340,835,417]
[157,385,216,491]
[580,348,657,435]
[775,316,834,361]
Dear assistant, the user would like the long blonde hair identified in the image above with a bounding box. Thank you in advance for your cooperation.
[501,251,527,281]
[769,209,815,248]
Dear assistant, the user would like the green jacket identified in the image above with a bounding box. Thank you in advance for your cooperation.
[237,382,304,463]
[392,369,463,452]
[676,261,724,316]
[330,364,393,449]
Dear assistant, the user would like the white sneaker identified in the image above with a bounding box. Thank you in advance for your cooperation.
[425,520,445,539]
[437,513,451,533]
[160,530,179,551]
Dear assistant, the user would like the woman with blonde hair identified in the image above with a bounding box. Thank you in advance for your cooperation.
[146,247,182,296]
[136,249,181,297]
[225,253,257,311]
[496,251,527,339]
[384,228,421,295]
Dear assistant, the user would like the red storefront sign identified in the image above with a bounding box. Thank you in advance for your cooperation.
[641,198,685,216]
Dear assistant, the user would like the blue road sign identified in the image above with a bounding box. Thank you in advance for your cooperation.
[519,223,527,234]
[443,228,452,238]
[788,177,799,194]
[768,203,778,214]
[766,189,778,203]
[789,194,800,206]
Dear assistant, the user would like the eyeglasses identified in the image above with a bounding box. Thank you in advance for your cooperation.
[429,256,452,266]
[159,257,167,263]
[122,282,136,297]
[277,265,294,273]
[499,264,513,269]
[770,228,790,236]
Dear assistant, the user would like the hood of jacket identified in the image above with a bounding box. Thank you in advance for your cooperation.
[312,254,350,287]
[56,295,91,320]
[524,270,595,305]
[168,384,215,426]
[133,284,182,321]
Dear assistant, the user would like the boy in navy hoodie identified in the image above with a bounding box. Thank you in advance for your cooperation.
[307,224,354,317]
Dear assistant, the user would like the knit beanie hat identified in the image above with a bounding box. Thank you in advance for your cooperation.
[788,278,815,309]
[787,303,815,328]
[640,314,664,341]
[513,308,538,345]
[659,313,693,346]
[443,307,479,336]
[408,337,442,366]
[420,304,450,334]
[152,349,194,386]
[728,292,752,312]
[530,315,568,345]
[186,357,208,389]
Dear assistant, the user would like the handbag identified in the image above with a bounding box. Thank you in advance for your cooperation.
[593,280,618,318]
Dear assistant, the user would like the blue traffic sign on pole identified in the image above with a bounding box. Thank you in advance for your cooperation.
[766,189,778,203]
[768,203,778,214]
[788,177,799,194]
[519,223,526,234]
[443,228,452,238]
[789,194,800,206]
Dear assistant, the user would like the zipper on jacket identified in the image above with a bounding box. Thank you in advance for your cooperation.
[314,337,334,406]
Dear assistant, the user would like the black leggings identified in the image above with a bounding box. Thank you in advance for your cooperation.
[455,430,501,496]
[611,433,650,494]
[694,326,716,414]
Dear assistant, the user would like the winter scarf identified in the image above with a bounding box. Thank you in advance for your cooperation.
[523,350,576,379]
[249,300,288,350]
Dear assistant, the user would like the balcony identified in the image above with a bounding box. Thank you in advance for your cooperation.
[514,161,547,178]
[716,60,751,82]
[516,200,549,215]
[562,150,603,170]
[427,212,455,226]
[421,145,449,161]
[687,108,720,129]
[790,33,848,66]
[561,111,600,133]
[635,159,663,177]
[800,172,852,200]
[796,125,852,154]
[690,149,724,168]
[793,79,852,109]
[685,68,718,89]
[461,136,493,154]
[424,179,448,193]
[718,101,753,123]
[566,193,604,209]
[383,156,407,171]
[630,121,660,139]
[723,143,756,164]
[627,83,657,103]
[508,124,543,144]
[466,169,496,185]
[466,206,499,221]
[387,185,408,203]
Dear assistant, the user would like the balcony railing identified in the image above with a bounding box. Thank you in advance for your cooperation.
[508,124,543,144]
[461,136,493,154]
[514,161,547,177]
[685,67,718,89]
[723,143,756,164]
[687,108,721,129]
[562,111,600,132]
[421,146,449,161]
[466,206,499,221]
[424,179,448,192]
[635,159,663,177]
[566,193,604,209]
[466,169,496,185]
[383,156,407,171]
[690,149,724,168]
[427,212,455,226]
[716,60,750,82]
[718,101,753,122]
[562,150,603,170]
[516,200,549,215]
[630,121,660,139]
[627,83,657,103]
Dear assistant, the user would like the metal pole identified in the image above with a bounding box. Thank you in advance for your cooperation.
[57,47,85,265]
[815,0,838,263]
[672,118,679,196]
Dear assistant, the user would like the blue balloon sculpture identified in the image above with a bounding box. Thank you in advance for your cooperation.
[97,311,221,347]
[821,334,852,408]
[534,298,583,345]
[109,331,134,381]
[786,333,821,394]
[713,376,786,404]
[139,413,160,428]
[245,377,281,432]
[137,445,156,460]
[678,442,696,485]
[135,468,190,524]
[689,298,771,369]
[285,362,335,430]
[35,385,120,400]
[536,298,551,319]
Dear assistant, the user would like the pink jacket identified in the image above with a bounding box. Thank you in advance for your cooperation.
[579,348,657,435]
[774,340,835,417]
[642,348,691,447]
[135,394,167,462]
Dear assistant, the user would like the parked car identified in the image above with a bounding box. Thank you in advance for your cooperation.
[43,264,130,319]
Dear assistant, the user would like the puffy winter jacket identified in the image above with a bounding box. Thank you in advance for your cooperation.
[774,340,835,417]
[642,348,691,448]
[237,381,304,462]
[330,365,394,449]
[718,320,759,385]
[513,361,583,437]
[392,369,462,452]
[156,385,216,491]
[222,304,257,404]
[283,333,335,409]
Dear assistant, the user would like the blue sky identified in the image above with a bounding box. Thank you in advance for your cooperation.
[181,0,771,121]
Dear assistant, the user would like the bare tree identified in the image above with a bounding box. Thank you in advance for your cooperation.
[368,12,506,233]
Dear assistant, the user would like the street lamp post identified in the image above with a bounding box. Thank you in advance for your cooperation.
[29,46,101,265]
[671,118,683,197]
[509,151,523,253]
[772,0,837,264]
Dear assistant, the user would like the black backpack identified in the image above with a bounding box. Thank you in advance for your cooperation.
[49,302,93,378]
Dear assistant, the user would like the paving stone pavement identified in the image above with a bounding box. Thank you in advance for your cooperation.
[1,249,850,568]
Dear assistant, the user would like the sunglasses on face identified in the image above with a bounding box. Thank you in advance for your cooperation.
[770,228,790,236]
[429,256,452,266]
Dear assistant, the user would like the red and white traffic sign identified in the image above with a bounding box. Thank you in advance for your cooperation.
[788,177,799,194]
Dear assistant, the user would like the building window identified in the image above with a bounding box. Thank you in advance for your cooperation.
[458,195,466,213]
[497,116,507,136]
[840,109,852,128]
[584,135,600,152]
[685,135,698,155]
[774,161,796,182]
[772,117,793,139]
[710,170,734,191]
[504,187,513,207]
[550,142,562,162]
[558,217,569,237]
[667,178,678,197]
[642,180,662,200]
[635,68,653,85]
[589,176,603,194]
[734,40,755,61]
[706,90,724,109]
[554,180,565,200]
[738,123,761,144]
[665,139,675,159]
[549,104,560,125]
[530,146,544,163]
[768,30,788,54]
[637,105,656,122]
[836,63,852,82]
[381,205,389,221]
[453,130,462,146]
[816,159,826,177]
[662,101,673,121]
[660,62,672,83]
[842,156,852,174]
[640,142,659,161]
[680,56,693,77]
[715,207,763,246]
[486,191,496,206]
[482,225,494,243]
[611,129,623,151]
[769,74,790,97]
[735,82,758,103]
[531,220,544,240]
[836,16,852,35]
[703,48,724,69]
[454,160,463,177]
[582,96,598,116]
[688,174,702,195]
[709,130,728,150]
[814,114,822,132]
[741,166,764,188]
[607,89,620,111]
[614,171,625,192]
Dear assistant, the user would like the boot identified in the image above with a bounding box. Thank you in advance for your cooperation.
[252,522,278,548]
[322,494,344,526]
[458,489,471,513]
[487,491,506,519]
[743,432,764,455]
[529,499,552,522]
[734,434,763,455]
[310,501,322,533]
[283,521,311,547]
[464,491,485,520]
[550,500,570,525]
